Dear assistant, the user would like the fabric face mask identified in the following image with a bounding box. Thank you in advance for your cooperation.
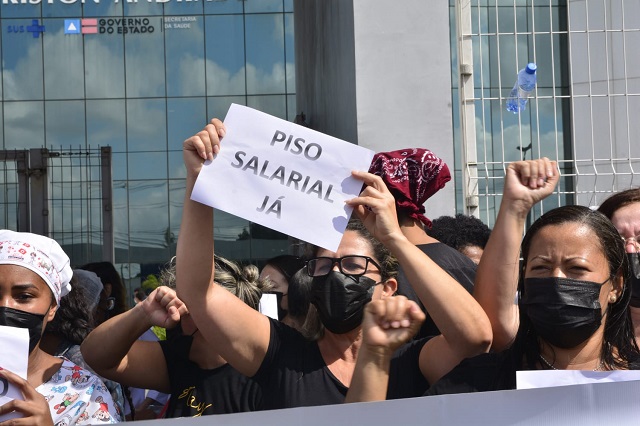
[628,253,640,308]
[0,306,47,353]
[520,277,606,349]
[310,271,377,334]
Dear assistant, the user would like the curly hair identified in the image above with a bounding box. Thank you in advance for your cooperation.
[44,274,95,345]
[426,214,492,251]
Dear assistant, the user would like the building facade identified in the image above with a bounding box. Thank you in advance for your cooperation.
[0,0,295,288]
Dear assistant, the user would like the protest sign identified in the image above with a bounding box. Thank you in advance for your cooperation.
[133,379,640,426]
[191,104,375,251]
[517,369,640,389]
[0,326,29,422]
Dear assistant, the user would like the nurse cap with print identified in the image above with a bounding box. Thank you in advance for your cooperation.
[0,230,73,306]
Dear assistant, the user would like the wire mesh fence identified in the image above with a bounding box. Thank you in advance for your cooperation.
[453,0,640,225]
[0,147,112,265]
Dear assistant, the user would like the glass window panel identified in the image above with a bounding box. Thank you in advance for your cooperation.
[0,103,3,148]
[168,150,185,179]
[247,95,286,119]
[169,179,185,245]
[4,101,44,149]
[126,99,167,151]
[111,153,128,181]
[123,2,163,17]
[207,95,245,119]
[214,209,250,261]
[127,180,170,261]
[167,97,207,153]
[205,15,246,96]
[1,3,40,18]
[245,14,286,95]
[204,0,243,14]
[244,0,283,13]
[42,1,80,18]
[284,13,294,93]
[87,100,127,152]
[45,101,86,147]
[286,94,296,121]
[284,0,293,12]
[83,1,124,17]
[128,152,167,180]
[2,19,44,100]
[165,17,206,97]
[163,0,203,16]
[42,20,85,99]
[124,19,166,98]
[85,31,126,99]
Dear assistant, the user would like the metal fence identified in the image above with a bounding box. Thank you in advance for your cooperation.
[453,0,640,225]
[0,147,113,266]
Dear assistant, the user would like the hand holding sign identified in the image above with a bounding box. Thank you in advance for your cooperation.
[190,104,376,251]
[0,368,53,426]
[346,170,405,247]
[183,118,225,177]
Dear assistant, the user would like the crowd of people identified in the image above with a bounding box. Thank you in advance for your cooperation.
[0,117,638,424]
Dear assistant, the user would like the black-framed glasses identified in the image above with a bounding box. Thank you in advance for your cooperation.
[306,255,381,278]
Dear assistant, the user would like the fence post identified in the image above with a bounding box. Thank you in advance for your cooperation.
[101,146,114,264]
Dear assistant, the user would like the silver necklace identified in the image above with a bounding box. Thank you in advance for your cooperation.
[539,353,605,371]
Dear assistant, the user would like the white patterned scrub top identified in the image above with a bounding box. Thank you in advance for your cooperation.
[36,358,121,425]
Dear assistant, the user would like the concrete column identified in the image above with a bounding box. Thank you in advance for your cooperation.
[294,0,456,217]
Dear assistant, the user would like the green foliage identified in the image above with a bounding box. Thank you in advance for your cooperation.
[142,274,159,292]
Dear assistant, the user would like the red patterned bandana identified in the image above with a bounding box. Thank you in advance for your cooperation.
[369,148,451,228]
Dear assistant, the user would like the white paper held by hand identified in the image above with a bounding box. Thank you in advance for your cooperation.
[191,104,375,251]
[0,325,29,421]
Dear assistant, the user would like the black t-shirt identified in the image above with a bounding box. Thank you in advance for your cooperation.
[396,242,477,338]
[252,319,431,410]
[425,350,519,395]
[160,335,262,417]
[427,346,640,396]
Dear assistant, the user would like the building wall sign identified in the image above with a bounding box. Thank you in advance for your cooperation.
[164,16,195,30]
[7,19,45,37]
[3,0,243,4]
[99,18,155,34]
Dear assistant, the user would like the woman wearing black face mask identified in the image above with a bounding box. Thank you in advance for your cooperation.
[0,230,121,424]
[598,188,640,343]
[427,159,640,396]
[176,119,492,410]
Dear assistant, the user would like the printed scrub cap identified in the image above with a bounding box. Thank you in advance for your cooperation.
[369,148,451,228]
[0,230,73,306]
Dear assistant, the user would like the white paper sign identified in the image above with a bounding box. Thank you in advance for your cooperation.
[517,369,640,390]
[0,326,29,422]
[191,104,375,251]
[259,293,280,320]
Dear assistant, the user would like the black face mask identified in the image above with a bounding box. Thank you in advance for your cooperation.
[520,277,607,349]
[0,306,47,353]
[310,271,377,334]
[628,253,640,308]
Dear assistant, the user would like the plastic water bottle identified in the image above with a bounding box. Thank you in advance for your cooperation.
[506,63,537,113]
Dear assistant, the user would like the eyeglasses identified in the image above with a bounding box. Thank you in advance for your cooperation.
[306,255,381,278]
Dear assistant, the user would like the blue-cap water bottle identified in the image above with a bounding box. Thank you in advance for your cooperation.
[506,63,537,113]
